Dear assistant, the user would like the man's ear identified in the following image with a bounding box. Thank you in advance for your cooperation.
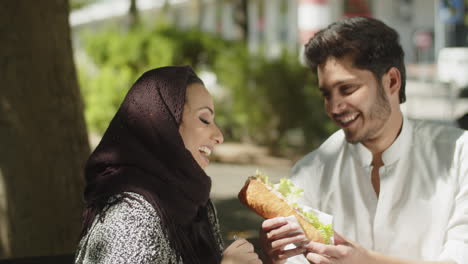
[385,67,401,96]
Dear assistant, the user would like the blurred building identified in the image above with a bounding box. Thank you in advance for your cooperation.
[71,0,468,63]
[70,0,468,125]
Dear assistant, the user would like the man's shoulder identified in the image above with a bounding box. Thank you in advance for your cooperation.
[410,119,467,145]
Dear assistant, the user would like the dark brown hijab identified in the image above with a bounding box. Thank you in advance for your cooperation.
[81,66,221,263]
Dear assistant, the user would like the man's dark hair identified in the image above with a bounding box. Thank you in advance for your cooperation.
[304,16,406,103]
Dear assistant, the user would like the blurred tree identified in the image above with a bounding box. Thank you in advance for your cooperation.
[78,21,333,156]
[233,0,249,40]
[128,0,140,30]
[214,47,335,154]
[70,0,98,10]
[195,0,205,29]
[0,0,89,258]
[161,0,171,17]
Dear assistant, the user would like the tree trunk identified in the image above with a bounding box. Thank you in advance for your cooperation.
[128,0,140,30]
[0,0,89,258]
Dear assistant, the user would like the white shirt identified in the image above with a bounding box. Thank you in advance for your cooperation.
[287,117,468,263]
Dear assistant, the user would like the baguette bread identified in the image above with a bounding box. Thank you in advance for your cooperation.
[238,176,328,243]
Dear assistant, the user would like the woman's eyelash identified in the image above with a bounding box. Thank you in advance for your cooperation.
[199,117,210,124]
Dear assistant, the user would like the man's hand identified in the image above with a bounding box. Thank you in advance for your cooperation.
[304,232,458,264]
[260,217,309,264]
[303,232,372,264]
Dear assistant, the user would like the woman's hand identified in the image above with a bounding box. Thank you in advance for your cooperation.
[303,232,372,264]
[221,238,262,264]
[260,217,309,264]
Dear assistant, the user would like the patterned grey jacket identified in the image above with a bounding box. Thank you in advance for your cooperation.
[75,193,224,264]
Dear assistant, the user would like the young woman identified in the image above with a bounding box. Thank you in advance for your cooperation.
[75,66,261,264]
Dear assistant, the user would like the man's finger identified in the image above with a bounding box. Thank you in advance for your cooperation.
[333,231,347,245]
[262,217,288,231]
[305,252,331,264]
[305,241,341,258]
[266,222,301,240]
[271,233,307,250]
[277,247,308,260]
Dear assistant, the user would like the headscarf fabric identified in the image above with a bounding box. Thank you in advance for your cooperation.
[81,66,221,264]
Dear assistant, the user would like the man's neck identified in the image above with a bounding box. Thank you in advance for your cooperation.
[364,111,403,157]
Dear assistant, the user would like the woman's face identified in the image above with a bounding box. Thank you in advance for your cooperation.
[179,83,224,169]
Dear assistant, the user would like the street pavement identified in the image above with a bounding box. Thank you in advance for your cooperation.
[205,162,291,252]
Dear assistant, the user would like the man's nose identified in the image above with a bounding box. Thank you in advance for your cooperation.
[328,97,346,114]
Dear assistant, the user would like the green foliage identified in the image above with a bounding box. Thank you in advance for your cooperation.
[78,25,179,134]
[78,24,230,135]
[70,0,99,11]
[214,47,336,153]
[77,23,335,154]
[78,64,133,133]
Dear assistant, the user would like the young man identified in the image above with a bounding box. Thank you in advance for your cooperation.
[260,17,468,264]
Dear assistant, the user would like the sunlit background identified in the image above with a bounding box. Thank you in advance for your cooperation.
[0,0,468,263]
[69,0,468,256]
[70,0,468,159]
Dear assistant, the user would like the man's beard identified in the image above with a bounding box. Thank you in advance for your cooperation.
[345,83,391,144]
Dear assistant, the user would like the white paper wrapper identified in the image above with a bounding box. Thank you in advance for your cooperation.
[283,205,334,263]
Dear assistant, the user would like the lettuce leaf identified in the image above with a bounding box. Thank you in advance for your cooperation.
[302,210,333,244]
[254,170,334,244]
[273,178,304,203]
[255,169,271,186]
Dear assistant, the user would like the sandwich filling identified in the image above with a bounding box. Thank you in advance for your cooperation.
[255,170,334,244]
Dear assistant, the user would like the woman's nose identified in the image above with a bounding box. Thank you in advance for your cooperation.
[212,124,224,144]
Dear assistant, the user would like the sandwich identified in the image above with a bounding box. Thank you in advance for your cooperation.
[238,171,333,244]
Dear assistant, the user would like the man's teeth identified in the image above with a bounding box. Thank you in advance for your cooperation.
[199,146,211,156]
[340,114,358,124]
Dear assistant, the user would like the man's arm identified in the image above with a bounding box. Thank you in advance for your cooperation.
[260,218,458,264]
[303,232,456,264]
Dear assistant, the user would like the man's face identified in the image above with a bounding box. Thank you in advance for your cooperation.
[317,56,391,145]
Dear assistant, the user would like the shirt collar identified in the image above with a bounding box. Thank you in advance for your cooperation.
[349,115,413,167]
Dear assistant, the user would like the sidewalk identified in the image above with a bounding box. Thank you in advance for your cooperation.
[206,143,293,254]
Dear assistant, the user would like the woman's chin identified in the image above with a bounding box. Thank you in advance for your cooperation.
[197,155,210,169]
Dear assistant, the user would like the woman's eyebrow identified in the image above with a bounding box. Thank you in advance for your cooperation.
[196,106,214,114]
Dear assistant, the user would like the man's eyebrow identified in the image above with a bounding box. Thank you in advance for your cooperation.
[319,78,357,91]
[197,106,214,114]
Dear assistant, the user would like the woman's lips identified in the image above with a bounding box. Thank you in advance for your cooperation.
[198,146,212,156]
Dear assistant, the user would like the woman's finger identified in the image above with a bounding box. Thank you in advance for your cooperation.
[231,238,249,248]
[237,241,254,253]
[248,258,263,264]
